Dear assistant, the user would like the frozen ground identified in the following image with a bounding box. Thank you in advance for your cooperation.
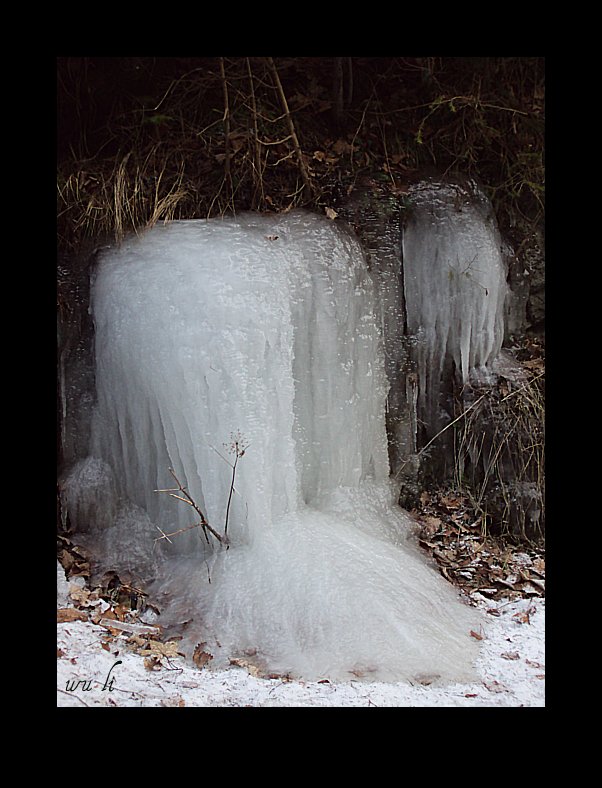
[57,570,544,707]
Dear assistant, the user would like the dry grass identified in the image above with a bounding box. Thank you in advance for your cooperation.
[57,58,325,253]
[57,149,191,250]
[453,369,545,544]
[58,58,544,254]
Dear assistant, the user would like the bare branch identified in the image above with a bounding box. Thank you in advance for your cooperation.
[395,393,488,480]
[266,57,314,198]
[155,468,228,545]
[219,57,232,190]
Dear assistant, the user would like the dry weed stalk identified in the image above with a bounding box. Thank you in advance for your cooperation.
[154,433,248,549]
[266,57,314,199]
[154,467,228,547]
[453,370,544,542]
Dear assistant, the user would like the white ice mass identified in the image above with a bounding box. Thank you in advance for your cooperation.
[66,208,491,683]
[402,180,507,436]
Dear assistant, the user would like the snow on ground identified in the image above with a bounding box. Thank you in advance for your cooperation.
[57,566,544,707]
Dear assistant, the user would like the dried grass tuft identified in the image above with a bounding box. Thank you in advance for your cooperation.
[453,368,545,544]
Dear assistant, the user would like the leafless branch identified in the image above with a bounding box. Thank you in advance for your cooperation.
[155,468,228,545]
[219,57,232,190]
[266,57,314,198]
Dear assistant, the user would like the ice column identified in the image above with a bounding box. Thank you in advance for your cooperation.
[89,211,389,550]
[402,180,507,438]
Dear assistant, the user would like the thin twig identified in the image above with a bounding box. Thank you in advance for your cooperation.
[219,57,233,209]
[155,468,228,545]
[246,57,264,208]
[154,524,174,544]
[500,370,544,402]
[154,522,210,545]
[266,56,314,197]
[224,453,238,538]
[395,392,487,480]
[57,688,92,707]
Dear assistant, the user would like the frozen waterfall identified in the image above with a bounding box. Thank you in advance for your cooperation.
[402,180,507,440]
[65,209,485,683]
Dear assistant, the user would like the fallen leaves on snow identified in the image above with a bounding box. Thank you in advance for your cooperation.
[413,489,545,603]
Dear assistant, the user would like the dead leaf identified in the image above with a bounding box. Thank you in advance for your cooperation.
[332,138,352,155]
[59,550,75,572]
[486,608,501,617]
[193,643,213,669]
[91,608,115,625]
[483,680,508,694]
[521,580,545,595]
[57,608,88,623]
[140,640,182,659]
[526,659,545,669]
[440,494,463,510]
[524,358,545,373]
[160,695,187,707]
[501,651,520,660]
[144,656,162,671]
[324,207,338,220]
[113,603,130,621]
[513,607,536,624]
[420,514,443,536]
[68,585,91,605]
[57,648,65,658]
[415,673,440,686]
[230,657,261,678]
[127,635,148,648]
[470,629,484,641]
[532,557,545,575]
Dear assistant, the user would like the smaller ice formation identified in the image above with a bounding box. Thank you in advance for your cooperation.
[402,179,507,439]
[63,209,484,683]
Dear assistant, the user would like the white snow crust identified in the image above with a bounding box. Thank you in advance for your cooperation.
[57,557,545,707]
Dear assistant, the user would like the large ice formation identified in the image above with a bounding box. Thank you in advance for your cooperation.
[67,210,483,683]
[402,180,507,439]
